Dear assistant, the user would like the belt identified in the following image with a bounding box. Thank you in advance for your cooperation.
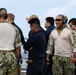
[0,50,15,53]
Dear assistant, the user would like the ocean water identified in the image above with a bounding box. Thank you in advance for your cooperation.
[21,46,28,58]
[21,46,28,70]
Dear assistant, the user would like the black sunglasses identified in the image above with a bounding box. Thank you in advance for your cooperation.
[55,19,63,22]
[70,24,76,27]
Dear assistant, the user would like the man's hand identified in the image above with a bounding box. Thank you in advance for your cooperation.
[71,57,76,63]
[24,50,27,53]
[28,47,33,50]
[46,54,50,65]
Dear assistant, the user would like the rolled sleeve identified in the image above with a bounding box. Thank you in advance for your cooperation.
[46,33,54,55]
[73,48,76,52]
[14,28,22,48]
[46,45,53,55]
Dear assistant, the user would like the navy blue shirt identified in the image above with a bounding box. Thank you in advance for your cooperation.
[28,26,45,38]
[23,30,46,60]
[11,22,25,45]
[45,25,55,42]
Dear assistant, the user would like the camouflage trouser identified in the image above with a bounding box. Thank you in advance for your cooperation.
[0,51,18,75]
[52,55,75,75]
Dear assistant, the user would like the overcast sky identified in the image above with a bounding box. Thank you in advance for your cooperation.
[0,0,76,38]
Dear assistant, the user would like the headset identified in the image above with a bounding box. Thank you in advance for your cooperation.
[0,8,7,20]
[58,14,67,24]
[0,8,1,17]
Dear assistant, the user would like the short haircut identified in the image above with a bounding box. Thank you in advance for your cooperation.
[45,17,54,25]
[0,8,7,19]
[28,18,40,28]
[7,13,15,21]
[68,18,76,25]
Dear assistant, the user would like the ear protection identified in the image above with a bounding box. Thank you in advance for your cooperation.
[58,14,67,23]
[0,8,1,17]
